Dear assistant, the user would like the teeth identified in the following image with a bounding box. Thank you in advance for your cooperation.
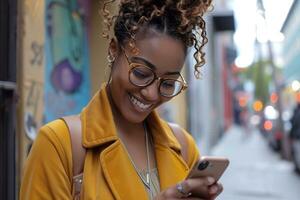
[130,95,151,110]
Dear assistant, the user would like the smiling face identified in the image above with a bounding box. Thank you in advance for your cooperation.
[108,29,186,124]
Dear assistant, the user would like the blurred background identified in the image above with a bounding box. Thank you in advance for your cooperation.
[1,0,300,199]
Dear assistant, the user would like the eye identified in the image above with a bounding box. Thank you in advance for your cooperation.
[132,69,148,79]
[161,80,175,88]
[131,66,153,79]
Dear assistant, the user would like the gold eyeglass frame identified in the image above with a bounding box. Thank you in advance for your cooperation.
[121,46,188,98]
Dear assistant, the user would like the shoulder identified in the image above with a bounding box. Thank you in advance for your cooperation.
[39,119,71,150]
[31,119,72,168]
[20,120,73,199]
[167,122,199,168]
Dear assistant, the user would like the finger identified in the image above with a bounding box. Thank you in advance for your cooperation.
[165,178,217,199]
[181,198,205,200]
[176,181,193,198]
[184,177,215,197]
[217,183,223,195]
[186,176,216,188]
[189,176,216,184]
[174,196,205,200]
[160,183,190,199]
[208,183,223,199]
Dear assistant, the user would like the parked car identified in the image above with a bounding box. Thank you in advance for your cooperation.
[290,138,300,173]
[289,103,300,174]
[259,105,283,152]
[264,119,283,152]
[259,117,283,151]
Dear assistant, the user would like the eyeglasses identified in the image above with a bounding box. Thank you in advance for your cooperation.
[122,47,188,98]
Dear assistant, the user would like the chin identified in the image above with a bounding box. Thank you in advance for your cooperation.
[126,114,148,124]
[120,92,154,123]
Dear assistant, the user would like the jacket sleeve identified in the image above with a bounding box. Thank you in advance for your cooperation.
[20,120,73,200]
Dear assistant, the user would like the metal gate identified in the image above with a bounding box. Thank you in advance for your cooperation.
[0,0,17,199]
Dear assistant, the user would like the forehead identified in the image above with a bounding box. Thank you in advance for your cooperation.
[130,31,186,74]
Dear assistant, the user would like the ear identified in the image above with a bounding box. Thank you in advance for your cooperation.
[108,38,119,58]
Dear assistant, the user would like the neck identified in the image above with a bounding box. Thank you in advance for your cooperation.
[105,84,144,136]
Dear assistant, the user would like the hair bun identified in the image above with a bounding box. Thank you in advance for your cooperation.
[102,0,213,79]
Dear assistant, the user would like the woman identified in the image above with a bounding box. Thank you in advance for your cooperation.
[20,0,223,199]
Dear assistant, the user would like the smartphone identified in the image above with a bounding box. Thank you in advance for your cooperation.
[186,156,229,181]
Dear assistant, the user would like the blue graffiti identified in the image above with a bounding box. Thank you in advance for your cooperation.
[45,0,90,122]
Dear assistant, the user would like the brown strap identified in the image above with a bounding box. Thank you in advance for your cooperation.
[168,122,189,164]
[61,115,86,177]
[62,115,86,199]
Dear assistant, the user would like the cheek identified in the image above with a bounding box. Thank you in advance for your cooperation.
[111,67,137,100]
[111,65,128,85]
[153,97,172,109]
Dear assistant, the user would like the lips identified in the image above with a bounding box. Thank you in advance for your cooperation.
[129,94,153,111]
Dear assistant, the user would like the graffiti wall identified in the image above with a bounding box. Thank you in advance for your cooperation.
[18,0,46,178]
[44,0,91,122]
[21,0,46,142]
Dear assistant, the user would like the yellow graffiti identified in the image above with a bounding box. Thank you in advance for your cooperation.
[25,0,45,19]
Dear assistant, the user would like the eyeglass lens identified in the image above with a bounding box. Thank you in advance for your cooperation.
[129,64,184,97]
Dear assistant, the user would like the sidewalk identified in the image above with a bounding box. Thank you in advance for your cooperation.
[211,125,300,200]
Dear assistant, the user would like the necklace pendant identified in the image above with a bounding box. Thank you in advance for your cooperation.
[146,173,150,184]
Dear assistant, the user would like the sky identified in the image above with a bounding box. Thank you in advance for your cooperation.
[233,0,294,67]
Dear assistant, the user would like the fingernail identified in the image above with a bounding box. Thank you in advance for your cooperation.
[207,177,215,184]
[210,185,218,194]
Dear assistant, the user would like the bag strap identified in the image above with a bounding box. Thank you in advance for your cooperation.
[62,115,86,199]
[168,122,189,163]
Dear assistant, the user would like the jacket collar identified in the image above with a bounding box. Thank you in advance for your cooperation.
[81,84,189,197]
[80,84,181,152]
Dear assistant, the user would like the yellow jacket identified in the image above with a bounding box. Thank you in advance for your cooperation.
[20,86,199,200]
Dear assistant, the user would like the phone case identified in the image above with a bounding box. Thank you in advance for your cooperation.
[187,156,229,181]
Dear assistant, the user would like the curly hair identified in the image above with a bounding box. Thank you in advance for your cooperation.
[102,0,213,79]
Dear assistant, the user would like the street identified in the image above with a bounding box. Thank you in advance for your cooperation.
[211,126,300,200]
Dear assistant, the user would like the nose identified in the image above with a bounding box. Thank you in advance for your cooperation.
[140,80,160,101]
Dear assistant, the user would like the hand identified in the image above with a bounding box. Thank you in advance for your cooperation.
[155,177,223,200]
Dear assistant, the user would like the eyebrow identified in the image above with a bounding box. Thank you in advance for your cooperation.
[131,56,181,76]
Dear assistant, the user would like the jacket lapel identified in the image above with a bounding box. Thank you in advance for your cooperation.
[100,140,148,200]
[147,112,190,190]
[80,84,191,198]
[155,145,189,190]
[81,85,149,199]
